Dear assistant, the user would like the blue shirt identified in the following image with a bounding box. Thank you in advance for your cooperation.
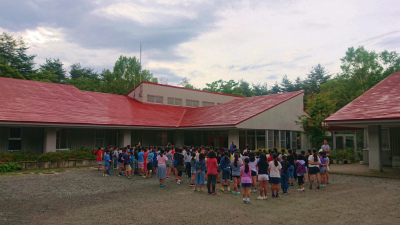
[138,152,144,162]
[219,156,231,169]
[195,160,206,172]
[153,152,158,163]
[104,154,110,166]
[147,153,154,162]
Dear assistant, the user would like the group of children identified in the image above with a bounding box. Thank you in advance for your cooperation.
[96,143,331,204]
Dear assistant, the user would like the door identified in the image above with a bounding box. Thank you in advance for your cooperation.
[334,134,356,152]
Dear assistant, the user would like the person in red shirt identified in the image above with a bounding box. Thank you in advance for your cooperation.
[267,149,274,163]
[206,151,218,195]
[96,147,104,171]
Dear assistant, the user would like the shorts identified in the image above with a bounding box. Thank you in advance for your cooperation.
[153,162,158,168]
[125,164,132,171]
[232,175,240,179]
[166,162,173,167]
[147,162,153,171]
[97,161,102,165]
[241,183,253,187]
[173,160,178,169]
[309,167,320,175]
[191,167,197,174]
[118,162,123,168]
[258,174,269,181]
[320,167,327,174]
[269,177,281,184]
[251,171,257,176]
[222,168,231,180]
[138,162,144,169]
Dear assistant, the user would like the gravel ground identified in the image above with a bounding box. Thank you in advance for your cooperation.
[1,168,399,225]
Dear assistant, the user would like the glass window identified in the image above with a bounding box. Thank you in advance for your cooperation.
[175,98,182,106]
[274,130,279,148]
[382,129,390,150]
[8,128,21,151]
[291,131,297,150]
[267,130,274,149]
[280,131,286,149]
[95,130,105,148]
[202,101,214,107]
[297,131,302,150]
[147,95,155,103]
[256,130,265,150]
[247,131,255,150]
[356,130,364,151]
[56,128,69,149]
[167,97,175,105]
[186,100,193,107]
[286,131,291,149]
[155,96,163,104]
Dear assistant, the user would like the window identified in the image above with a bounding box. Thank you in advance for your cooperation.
[382,129,390,150]
[291,131,297,149]
[8,128,21,151]
[186,99,200,107]
[256,130,265,149]
[167,97,183,106]
[274,130,279,148]
[56,128,69,150]
[202,101,214,107]
[280,131,286,149]
[267,130,274,148]
[95,130,105,148]
[217,103,223,105]
[147,95,163,104]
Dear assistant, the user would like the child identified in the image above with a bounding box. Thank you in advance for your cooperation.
[319,151,328,187]
[219,151,231,192]
[190,152,197,187]
[185,149,192,178]
[295,154,306,191]
[122,148,132,179]
[156,149,168,187]
[248,152,258,193]
[153,148,158,174]
[137,148,144,175]
[231,153,242,195]
[129,151,134,176]
[176,148,185,184]
[96,147,103,171]
[257,153,269,199]
[113,147,119,169]
[118,148,124,176]
[268,153,282,197]
[143,148,149,178]
[206,151,218,195]
[280,155,290,194]
[103,149,111,176]
[308,149,321,189]
[146,149,154,179]
[194,153,206,192]
[241,158,252,204]
[166,147,173,178]
[287,149,296,186]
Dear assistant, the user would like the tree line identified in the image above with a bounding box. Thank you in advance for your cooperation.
[1,32,400,147]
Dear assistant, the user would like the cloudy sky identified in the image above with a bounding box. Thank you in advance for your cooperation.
[1,0,399,88]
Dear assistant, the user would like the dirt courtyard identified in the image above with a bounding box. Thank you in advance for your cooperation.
[0,167,399,225]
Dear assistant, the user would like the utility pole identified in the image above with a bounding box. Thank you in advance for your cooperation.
[140,43,142,82]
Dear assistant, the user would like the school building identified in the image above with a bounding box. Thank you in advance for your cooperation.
[326,72,400,171]
[0,77,309,155]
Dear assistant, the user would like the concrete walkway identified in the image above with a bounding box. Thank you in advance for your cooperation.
[329,163,400,179]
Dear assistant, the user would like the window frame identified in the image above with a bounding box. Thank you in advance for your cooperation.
[8,127,22,152]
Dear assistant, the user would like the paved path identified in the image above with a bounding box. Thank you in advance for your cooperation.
[329,163,400,179]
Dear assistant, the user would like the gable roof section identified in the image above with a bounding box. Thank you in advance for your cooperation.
[178,91,304,127]
[326,72,400,123]
[0,77,186,127]
[0,77,303,128]
[126,81,245,98]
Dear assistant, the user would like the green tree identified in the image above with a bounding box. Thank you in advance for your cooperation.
[303,64,330,95]
[269,82,281,94]
[297,91,337,147]
[0,32,36,79]
[280,75,295,93]
[178,77,195,89]
[101,56,157,95]
[252,82,269,96]
[39,58,66,83]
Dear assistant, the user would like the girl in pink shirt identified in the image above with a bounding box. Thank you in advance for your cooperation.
[156,150,168,187]
[241,158,253,204]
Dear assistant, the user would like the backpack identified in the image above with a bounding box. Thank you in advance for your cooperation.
[92,149,99,155]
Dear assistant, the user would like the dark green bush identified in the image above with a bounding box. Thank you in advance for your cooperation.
[0,152,38,162]
[0,162,22,172]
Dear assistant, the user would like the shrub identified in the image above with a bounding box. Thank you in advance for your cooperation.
[0,162,22,172]
[0,152,38,162]
[38,147,96,161]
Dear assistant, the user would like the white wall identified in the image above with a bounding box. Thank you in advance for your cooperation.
[128,82,241,107]
[236,94,306,131]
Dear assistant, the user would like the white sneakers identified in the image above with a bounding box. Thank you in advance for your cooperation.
[257,195,268,200]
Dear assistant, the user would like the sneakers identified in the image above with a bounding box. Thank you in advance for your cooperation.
[190,184,194,187]
[297,188,302,191]
[272,193,276,198]
[309,185,312,189]
[236,192,240,195]
[317,185,320,189]
[243,199,247,203]
[211,191,217,195]
[227,187,231,192]
[232,191,236,194]
[193,188,197,191]
[301,188,305,191]
[253,189,257,193]
[246,200,250,204]
[257,196,264,200]
[327,181,330,184]
[177,181,182,184]
[263,196,268,200]
[198,189,202,192]
[220,187,225,192]
[276,193,279,198]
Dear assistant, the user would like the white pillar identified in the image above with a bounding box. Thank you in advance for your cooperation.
[368,125,383,172]
[119,130,131,148]
[44,127,57,153]
[228,129,239,149]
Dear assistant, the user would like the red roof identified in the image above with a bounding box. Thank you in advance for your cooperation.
[0,77,303,128]
[326,72,400,123]
[127,81,245,98]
